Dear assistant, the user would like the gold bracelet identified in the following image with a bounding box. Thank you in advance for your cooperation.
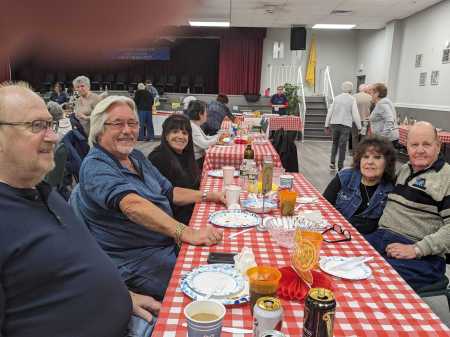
[175,222,187,247]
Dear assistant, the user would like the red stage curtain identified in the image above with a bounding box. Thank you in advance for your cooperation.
[0,57,11,83]
[218,28,266,95]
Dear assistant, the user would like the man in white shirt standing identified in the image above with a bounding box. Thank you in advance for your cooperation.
[325,81,361,171]
[352,84,372,154]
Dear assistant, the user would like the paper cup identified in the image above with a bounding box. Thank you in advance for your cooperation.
[225,185,241,209]
[184,300,226,337]
[222,166,235,186]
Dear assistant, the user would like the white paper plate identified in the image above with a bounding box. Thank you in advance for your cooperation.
[320,256,372,280]
[185,264,244,297]
[241,198,277,213]
[209,210,261,228]
[297,196,318,204]
[208,169,239,178]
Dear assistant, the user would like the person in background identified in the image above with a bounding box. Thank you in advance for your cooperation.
[148,114,200,225]
[323,136,396,235]
[369,83,400,148]
[182,95,197,115]
[187,100,218,169]
[352,84,372,153]
[47,101,72,140]
[325,81,361,171]
[0,82,157,337]
[204,94,235,135]
[134,82,154,141]
[71,96,224,305]
[72,75,101,135]
[49,82,69,105]
[365,121,450,291]
[270,85,289,115]
[146,81,159,100]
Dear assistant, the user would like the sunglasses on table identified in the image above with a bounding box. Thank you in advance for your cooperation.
[321,224,352,243]
[0,120,59,133]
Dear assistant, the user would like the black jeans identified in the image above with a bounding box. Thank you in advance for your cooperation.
[330,124,351,170]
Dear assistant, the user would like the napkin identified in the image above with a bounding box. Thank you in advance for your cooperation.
[234,247,257,276]
[277,267,334,302]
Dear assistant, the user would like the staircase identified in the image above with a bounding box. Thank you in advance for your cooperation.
[303,96,331,141]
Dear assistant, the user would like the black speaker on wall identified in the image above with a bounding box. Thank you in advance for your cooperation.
[290,27,307,50]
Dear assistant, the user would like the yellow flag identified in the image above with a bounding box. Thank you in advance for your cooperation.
[305,35,317,87]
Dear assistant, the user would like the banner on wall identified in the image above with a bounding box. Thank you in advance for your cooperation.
[305,35,316,88]
[112,47,170,60]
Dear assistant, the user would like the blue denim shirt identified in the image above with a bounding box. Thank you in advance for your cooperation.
[335,168,394,221]
[72,145,177,299]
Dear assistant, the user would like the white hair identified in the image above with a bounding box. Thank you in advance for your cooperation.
[47,101,64,121]
[137,82,146,90]
[72,75,91,88]
[341,81,353,93]
[183,96,197,110]
[88,95,138,147]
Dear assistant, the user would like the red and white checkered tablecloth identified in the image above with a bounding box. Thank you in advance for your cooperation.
[153,173,450,337]
[202,142,282,171]
[222,116,303,132]
[153,174,450,337]
[399,125,450,145]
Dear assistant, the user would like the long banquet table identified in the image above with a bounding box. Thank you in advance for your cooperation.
[152,174,450,337]
[222,115,303,133]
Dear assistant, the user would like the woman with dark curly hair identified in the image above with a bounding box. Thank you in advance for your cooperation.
[148,114,200,224]
[323,135,397,234]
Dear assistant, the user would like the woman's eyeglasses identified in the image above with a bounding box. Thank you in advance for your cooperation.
[0,120,58,133]
[321,224,352,243]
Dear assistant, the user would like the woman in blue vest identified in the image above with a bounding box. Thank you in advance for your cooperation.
[323,136,397,235]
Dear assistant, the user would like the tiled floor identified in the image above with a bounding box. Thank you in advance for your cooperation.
[137,139,450,327]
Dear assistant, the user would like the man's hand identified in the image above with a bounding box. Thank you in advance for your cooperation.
[182,225,223,246]
[386,243,417,259]
[207,191,226,205]
[325,127,331,136]
[129,291,161,322]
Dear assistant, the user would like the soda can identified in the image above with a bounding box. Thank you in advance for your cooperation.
[260,330,287,337]
[253,297,283,337]
[302,288,336,337]
[279,174,294,190]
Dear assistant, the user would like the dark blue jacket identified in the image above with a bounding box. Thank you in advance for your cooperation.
[335,169,394,221]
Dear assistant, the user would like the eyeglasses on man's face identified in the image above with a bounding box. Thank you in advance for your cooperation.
[104,120,139,129]
[321,224,352,243]
[0,119,58,134]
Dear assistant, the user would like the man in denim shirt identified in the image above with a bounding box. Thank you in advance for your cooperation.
[71,96,224,305]
[204,94,235,135]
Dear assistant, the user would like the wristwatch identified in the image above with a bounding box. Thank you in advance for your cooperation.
[201,191,208,202]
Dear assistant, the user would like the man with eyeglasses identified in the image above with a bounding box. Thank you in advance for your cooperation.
[365,121,450,291]
[70,95,225,331]
[0,82,154,337]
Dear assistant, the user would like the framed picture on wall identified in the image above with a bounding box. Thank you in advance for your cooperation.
[442,49,450,64]
[415,54,423,67]
[430,71,439,85]
[419,72,427,86]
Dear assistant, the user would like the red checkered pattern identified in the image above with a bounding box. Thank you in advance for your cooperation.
[153,174,450,337]
[399,125,450,145]
[202,142,282,171]
[222,116,303,132]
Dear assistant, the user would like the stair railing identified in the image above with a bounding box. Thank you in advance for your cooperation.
[323,66,334,109]
[296,65,306,143]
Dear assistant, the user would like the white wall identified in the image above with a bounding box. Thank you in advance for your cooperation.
[395,0,450,110]
[260,28,357,96]
[355,29,388,84]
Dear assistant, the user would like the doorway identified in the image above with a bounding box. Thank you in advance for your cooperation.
[356,75,366,92]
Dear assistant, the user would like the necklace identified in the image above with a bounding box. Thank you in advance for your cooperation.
[362,184,370,206]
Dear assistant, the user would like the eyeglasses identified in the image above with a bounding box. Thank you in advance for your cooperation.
[104,120,139,129]
[0,120,58,133]
[321,224,352,243]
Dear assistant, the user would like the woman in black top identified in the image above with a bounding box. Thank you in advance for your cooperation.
[148,114,200,225]
[323,136,396,234]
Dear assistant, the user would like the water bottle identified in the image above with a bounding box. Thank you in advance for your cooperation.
[240,159,248,190]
